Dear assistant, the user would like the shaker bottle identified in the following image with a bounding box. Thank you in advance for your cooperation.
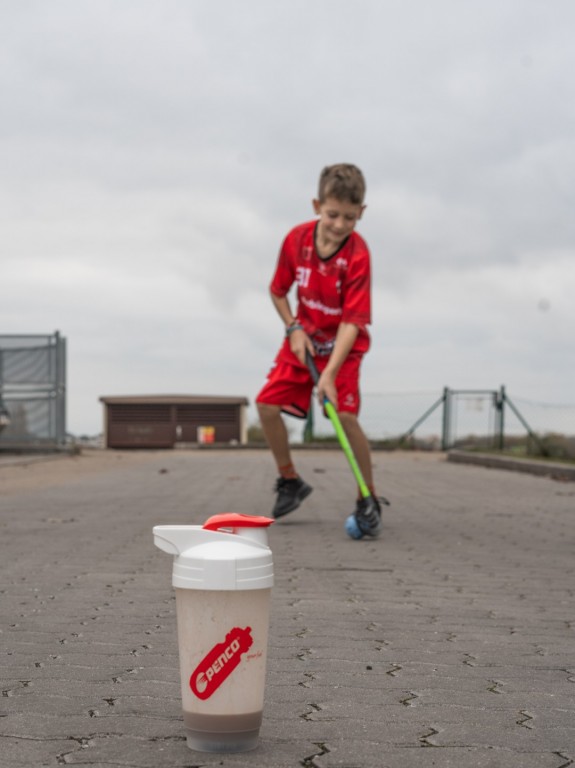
[153,513,274,752]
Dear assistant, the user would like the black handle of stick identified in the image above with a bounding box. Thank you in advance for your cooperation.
[305,350,320,387]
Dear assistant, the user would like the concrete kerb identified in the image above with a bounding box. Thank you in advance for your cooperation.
[0,451,77,469]
[448,449,575,482]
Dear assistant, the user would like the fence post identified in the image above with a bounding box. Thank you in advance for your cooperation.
[441,387,451,450]
[55,331,67,446]
[495,385,505,449]
[0,347,9,432]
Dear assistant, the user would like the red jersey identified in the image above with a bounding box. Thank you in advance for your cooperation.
[270,220,371,365]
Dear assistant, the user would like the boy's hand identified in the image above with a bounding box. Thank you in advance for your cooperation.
[317,369,338,411]
[289,329,315,367]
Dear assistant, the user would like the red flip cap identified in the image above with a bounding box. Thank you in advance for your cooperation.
[202,513,275,531]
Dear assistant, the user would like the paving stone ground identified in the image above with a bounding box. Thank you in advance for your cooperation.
[0,448,574,768]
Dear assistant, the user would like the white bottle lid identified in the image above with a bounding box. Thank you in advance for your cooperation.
[153,513,274,591]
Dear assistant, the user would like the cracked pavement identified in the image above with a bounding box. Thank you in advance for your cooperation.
[0,448,574,767]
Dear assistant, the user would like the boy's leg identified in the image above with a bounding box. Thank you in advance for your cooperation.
[338,411,374,492]
[257,402,293,469]
[329,355,381,500]
[257,401,313,518]
[339,410,388,535]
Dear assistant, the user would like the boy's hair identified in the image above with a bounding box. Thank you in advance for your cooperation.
[318,164,366,205]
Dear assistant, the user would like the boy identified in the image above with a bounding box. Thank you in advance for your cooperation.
[256,163,383,534]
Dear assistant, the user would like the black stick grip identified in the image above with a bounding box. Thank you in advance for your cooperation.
[305,350,320,384]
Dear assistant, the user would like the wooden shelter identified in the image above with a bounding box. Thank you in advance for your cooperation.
[99,395,249,449]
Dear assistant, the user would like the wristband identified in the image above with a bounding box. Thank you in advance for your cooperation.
[286,322,304,337]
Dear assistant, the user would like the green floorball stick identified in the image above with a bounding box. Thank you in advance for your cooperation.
[305,351,381,538]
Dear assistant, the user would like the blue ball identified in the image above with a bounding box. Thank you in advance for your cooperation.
[344,514,364,539]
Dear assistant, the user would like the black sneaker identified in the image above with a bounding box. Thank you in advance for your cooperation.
[272,476,313,519]
[354,495,390,537]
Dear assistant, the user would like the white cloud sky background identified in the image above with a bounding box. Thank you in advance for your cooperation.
[1,0,574,437]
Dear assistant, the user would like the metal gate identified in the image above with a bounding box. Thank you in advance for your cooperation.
[441,388,504,450]
[400,386,543,452]
[0,332,67,450]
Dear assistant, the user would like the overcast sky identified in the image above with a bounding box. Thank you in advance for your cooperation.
[2,0,574,436]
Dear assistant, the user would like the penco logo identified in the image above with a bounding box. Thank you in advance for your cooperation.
[190,627,253,700]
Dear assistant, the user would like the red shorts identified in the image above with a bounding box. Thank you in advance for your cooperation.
[256,354,363,418]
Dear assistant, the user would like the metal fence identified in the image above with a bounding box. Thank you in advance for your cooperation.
[0,332,67,450]
[304,388,575,449]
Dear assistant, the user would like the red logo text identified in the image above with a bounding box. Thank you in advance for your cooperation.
[190,626,253,700]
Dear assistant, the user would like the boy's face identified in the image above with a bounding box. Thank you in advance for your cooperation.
[313,196,365,249]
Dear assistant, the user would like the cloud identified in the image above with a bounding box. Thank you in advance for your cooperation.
[1,0,574,436]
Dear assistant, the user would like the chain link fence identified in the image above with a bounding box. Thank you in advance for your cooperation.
[305,388,575,454]
[0,332,67,450]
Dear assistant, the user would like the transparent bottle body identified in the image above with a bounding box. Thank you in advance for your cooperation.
[175,587,271,752]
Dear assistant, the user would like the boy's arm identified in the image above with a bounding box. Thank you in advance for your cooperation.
[317,322,359,409]
[270,291,296,329]
[270,291,315,364]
